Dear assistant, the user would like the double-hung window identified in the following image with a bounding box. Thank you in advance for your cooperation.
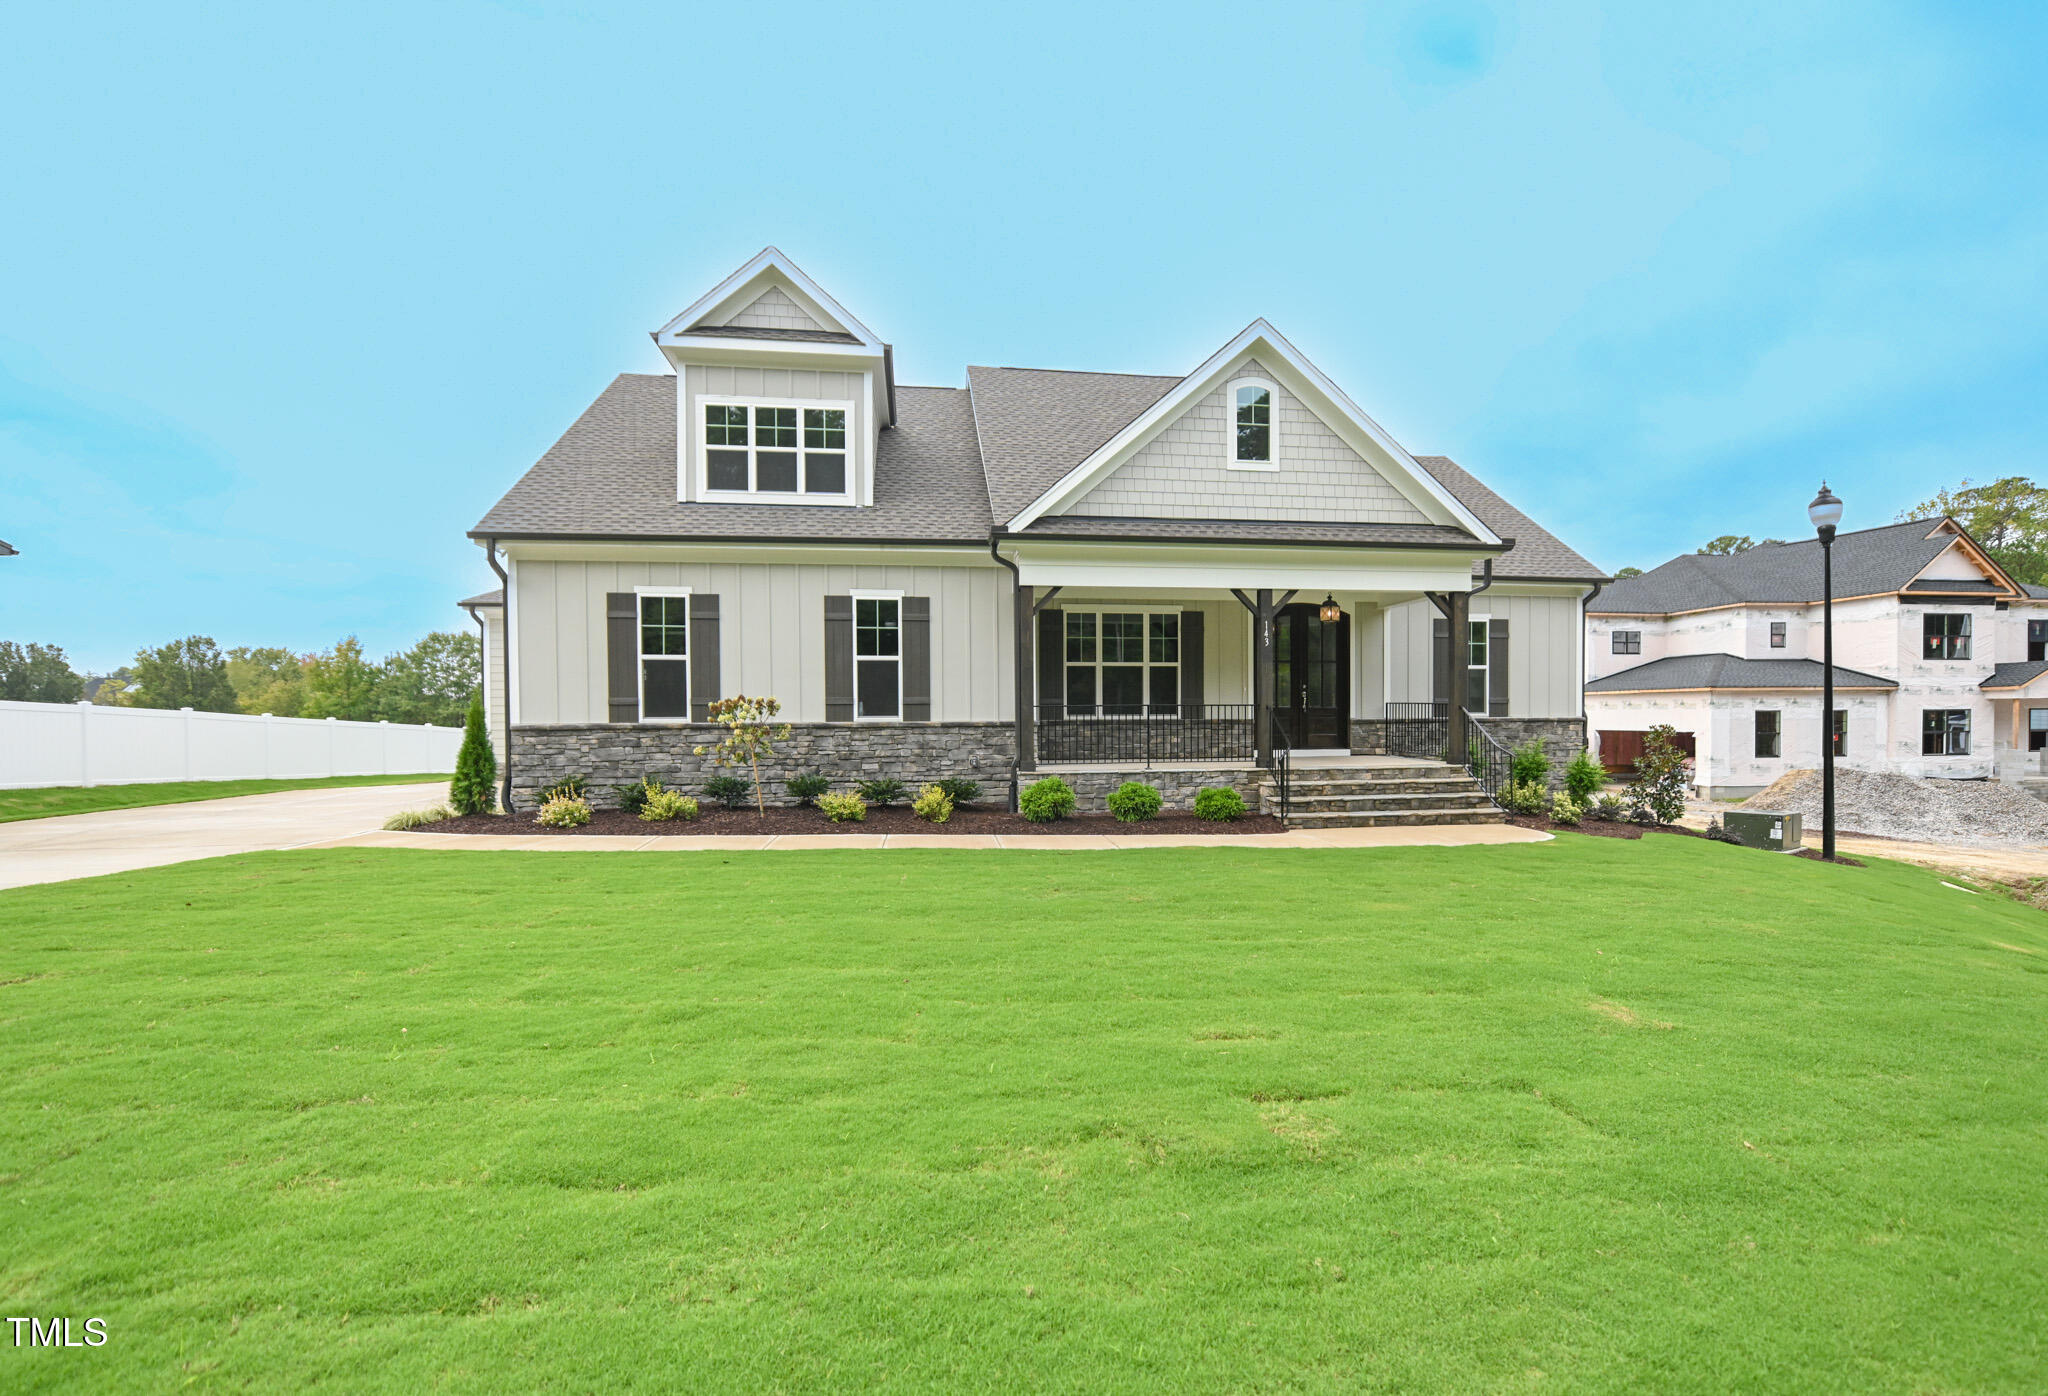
[1754,709,1780,758]
[2031,708,2047,752]
[1611,629,1642,655]
[2030,619,2046,663]
[702,400,850,498]
[1832,709,1848,757]
[637,590,691,721]
[1922,708,1971,755]
[1769,621,1787,648]
[1923,613,1971,660]
[1232,381,1274,467]
[853,595,901,720]
[1467,621,1489,711]
[1064,611,1179,714]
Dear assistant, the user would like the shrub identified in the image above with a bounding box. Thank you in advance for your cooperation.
[613,776,659,815]
[818,791,867,823]
[692,694,793,814]
[1499,780,1548,816]
[784,772,830,807]
[536,774,587,805]
[1508,739,1552,789]
[702,774,751,810]
[535,795,591,828]
[1563,749,1607,804]
[1591,794,1626,822]
[1629,803,1661,827]
[1019,776,1077,823]
[912,783,953,824]
[383,805,452,831]
[1705,816,1743,845]
[640,786,699,822]
[1549,791,1583,826]
[1625,724,1691,825]
[1107,781,1164,823]
[934,778,982,806]
[856,778,908,807]
[449,694,496,815]
[1193,786,1247,822]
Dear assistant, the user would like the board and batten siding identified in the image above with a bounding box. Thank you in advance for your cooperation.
[510,557,1012,725]
[1380,589,1587,718]
[678,364,867,504]
[480,605,508,763]
[1061,357,1430,524]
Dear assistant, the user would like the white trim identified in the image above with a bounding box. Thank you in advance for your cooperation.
[696,394,857,505]
[1006,319,1501,542]
[849,589,905,723]
[631,585,693,725]
[506,555,520,727]
[654,247,886,351]
[1225,376,1280,472]
[1056,607,1186,715]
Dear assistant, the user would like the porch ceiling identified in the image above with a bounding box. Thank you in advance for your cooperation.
[1002,537,1490,593]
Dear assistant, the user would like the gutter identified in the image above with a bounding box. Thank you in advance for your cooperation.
[484,537,514,813]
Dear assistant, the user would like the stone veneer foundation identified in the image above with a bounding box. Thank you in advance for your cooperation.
[1350,716,1588,790]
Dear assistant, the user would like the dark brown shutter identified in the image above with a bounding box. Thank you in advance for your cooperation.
[901,596,931,721]
[690,594,720,722]
[1431,616,1449,709]
[1487,617,1509,716]
[1179,610,1204,713]
[824,595,854,721]
[1036,608,1064,720]
[607,592,639,724]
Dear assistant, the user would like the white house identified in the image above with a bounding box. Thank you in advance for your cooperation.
[1586,519,2048,799]
[460,248,1604,821]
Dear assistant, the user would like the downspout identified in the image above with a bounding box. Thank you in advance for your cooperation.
[485,538,514,813]
[989,532,1028,808]
[1579,579,1605,749]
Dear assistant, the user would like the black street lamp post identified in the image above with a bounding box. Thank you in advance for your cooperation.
[1808,483,1843,860]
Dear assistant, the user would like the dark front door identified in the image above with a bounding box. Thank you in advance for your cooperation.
[1273,603,1349,749]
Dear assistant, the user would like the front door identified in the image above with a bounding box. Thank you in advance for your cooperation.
[1273,603,1349,749]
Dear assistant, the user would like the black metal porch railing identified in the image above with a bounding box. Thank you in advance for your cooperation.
[1377,701,1449,761]
[1034,704,1255,766]
[1266,706,1293,821]
[1462,708,1513,809]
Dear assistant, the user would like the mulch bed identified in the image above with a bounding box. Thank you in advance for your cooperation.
[1505,814,1645,840]
[424,805,1283,838]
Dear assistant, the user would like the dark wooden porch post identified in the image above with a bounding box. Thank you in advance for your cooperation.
[1446,588,1470,763]
[1253,587,1274,767]
[1014,579,1036,772]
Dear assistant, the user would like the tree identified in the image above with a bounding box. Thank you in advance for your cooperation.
[1899,476,2048,586]
[1697,536,1787,556]
[301,636,382,721]
[226,646,306,716]
[131,636,238,711]
[375,630,480,727]
[693,694,793,815]
[1613,566,1644,580]
[0,641,85,703]
[450,695,496,814]
[90,673,134,706]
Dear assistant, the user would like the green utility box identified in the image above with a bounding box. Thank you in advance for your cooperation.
[1724,809,1803,851]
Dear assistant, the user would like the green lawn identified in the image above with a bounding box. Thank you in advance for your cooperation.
[3,839,2045,1391]
[0,773,452,823]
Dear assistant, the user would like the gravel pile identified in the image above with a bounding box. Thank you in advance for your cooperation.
[1742,768,2048,846]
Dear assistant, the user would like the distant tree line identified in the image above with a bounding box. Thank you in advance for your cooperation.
[0,632,479,727]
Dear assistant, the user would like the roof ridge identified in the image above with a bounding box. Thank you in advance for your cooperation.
[968,364,1184,380]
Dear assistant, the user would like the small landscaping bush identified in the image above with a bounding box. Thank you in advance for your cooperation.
[613,776,659,815]
[383,805,452,831]
[1107,781,1163,823]
[449,694,496,815]
[1626,724,1691,825]
[536,774,587,805]
[1549,791,1583,826]
[1629,803,1661,827]
[702,774,751,810]
[535,795,591,828]
[934,778,981,807]
[639,786,699,823]
[1193,786,1247,822]
[1019,776,1077,824]
[1705,816,1744,845]
[1499,780,1547,816]
[1508,739,1552,789]
[784,772,830,807]
[856,778,908,807]
[1591,794,1626,822]
[818,791,867,823]
[1563,749,1607,804]
[912,784,953,824]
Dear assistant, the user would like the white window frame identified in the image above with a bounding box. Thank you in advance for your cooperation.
[1226,377,1280,472]
[632,584,692,725]
[1059,608,1183,715]
[1466,619,1489,713]
[850,588,904,723]
[697,394,855,505]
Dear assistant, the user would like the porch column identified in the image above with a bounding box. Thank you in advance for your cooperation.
[1014,580,1036,772]
[1253,587,1275,767]
[1446,587,1470,763]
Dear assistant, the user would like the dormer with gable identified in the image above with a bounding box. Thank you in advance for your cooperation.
[652,248,894,507]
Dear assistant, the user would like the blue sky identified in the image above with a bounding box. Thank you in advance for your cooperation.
[4,1,2044,672]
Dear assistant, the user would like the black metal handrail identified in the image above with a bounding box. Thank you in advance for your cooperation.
[1267,706,1292,821]
[1380,701,1448,761]
[1034,704,1254,766]
[1462,709,1514,809]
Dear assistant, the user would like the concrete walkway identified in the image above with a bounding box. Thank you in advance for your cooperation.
[313,824,1551,854]
[0,781,448,891]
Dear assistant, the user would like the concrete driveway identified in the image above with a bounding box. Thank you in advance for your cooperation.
[0,782,447,891]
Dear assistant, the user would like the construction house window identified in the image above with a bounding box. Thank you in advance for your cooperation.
[1921,708,1971,756]
[1063,610,1179,715]
[2032,708,2048,752]
[702,400,852,498]
[1769,621,1787,648]
[1232,382,1274,466]
[637,592,690,721]
[1832,709,1847,757]
[852,595,901,720]
[1754,709,1781,759]
[1922,613,1971,660]
[1611,630,1642,655]
[2031,620,2046,663]
[1467,620,1489,712]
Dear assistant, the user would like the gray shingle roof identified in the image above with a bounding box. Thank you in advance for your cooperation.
[1595,519,1991,615]
[1410,456,1604,581]
[458,589,503,609]
[965,365,1181,524]
[1586,654,1897,693]
[1983,661,2048,690]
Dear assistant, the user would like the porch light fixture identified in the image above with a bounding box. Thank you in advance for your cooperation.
[1318,594,1342,624]
[1808,482,1842,861]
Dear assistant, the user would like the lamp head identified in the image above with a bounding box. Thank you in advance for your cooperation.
[1808,482,1843,540]
[1319,594,1343,624]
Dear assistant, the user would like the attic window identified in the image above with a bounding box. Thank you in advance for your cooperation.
[1232,382,1275,468]
[701,399,850,500]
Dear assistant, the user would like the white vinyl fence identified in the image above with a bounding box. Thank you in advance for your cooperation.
[0,700,461,789]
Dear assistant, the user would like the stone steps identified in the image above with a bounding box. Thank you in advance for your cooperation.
[1265,763,1504,829]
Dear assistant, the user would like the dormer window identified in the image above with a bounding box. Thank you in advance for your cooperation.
[701,399,851,500]
[1232,381,1275,468]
